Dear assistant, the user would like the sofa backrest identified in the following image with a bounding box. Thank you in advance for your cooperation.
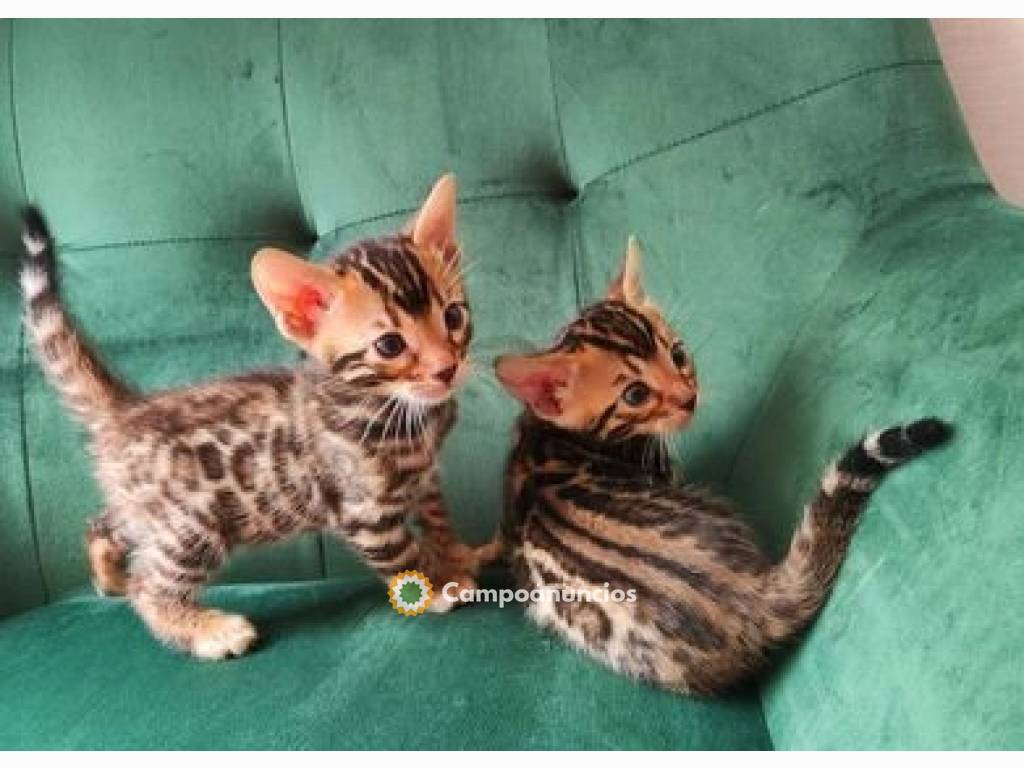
[3,19,978,611]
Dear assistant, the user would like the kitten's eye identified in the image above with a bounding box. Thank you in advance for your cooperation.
[671,341,689,369]
[374,332,407,359]
[443,303,465,332]
[622,382,651,407]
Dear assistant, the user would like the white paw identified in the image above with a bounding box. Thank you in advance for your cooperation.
[427,593,458,613]
[426,577,476,613]
[191,614,258,660]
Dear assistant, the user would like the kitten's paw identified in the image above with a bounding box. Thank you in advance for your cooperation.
[426,596,457,614]
[190,613,258,660]
[87,531,128,597]
[427,575,477,613]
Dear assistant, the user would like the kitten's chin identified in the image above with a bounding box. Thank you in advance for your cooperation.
[652,411,694,435]
[400,386,455,407]
[405,393,450,407]
[402,368,467,406]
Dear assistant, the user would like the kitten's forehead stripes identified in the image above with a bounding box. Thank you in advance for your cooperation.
[548,300,675,440]
[330,235,444,317]
[323,234,472,381]
[558,300,659,359]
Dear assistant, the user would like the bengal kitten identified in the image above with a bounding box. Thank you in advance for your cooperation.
[21,174,499,660]
[495,238,952,694]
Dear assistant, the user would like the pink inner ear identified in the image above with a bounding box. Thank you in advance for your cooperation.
[286,284,329,338]
[507,371,566,417]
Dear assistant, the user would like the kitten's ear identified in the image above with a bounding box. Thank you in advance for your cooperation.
[251,247,342,351]
[495,352,577,419]
[607,236,646,305]
[410,173,458,261]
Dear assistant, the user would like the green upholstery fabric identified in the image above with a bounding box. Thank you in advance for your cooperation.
[735,190,1024,750]
[0,580,770,749]
[0,19,1021,749]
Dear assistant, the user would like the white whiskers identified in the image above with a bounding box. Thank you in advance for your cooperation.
[358,395,395,449]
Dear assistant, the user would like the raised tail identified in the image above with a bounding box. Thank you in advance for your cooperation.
[20,206,132,429]
[762,418,953,643]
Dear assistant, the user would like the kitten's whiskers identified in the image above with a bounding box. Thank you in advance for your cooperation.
[359,395,394,448]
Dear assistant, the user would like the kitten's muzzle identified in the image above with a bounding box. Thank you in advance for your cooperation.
[668,392,698,413]
[408,360,466,404]
[664,390,698,431]
[434,365,457,386]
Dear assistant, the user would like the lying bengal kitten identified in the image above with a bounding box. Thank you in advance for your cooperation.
[495,238,951,694]
[21,174,499,659]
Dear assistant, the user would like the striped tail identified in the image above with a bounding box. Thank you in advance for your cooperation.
[20,206,132,429]
[763,418,953,643]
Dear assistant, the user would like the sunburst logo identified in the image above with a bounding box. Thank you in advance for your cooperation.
[388,570,433,616]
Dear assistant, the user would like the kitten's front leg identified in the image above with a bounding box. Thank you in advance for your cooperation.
[129,541,257,660]
[414,485,503,613]
[334,500,422,584]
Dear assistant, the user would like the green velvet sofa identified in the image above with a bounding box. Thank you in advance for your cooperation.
[1,19,1021,750]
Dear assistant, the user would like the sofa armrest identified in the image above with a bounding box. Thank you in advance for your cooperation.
[731,186,1024,748]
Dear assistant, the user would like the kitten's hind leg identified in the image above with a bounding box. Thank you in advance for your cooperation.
[86,512,129,597]
[132,590,258,660]
[128,538,257,660]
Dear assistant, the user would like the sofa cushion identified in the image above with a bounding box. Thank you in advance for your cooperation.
[0,582,770,749]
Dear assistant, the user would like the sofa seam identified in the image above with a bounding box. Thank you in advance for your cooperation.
[30,189,555,256]
[16,330,50,605]
[314,187,563,249]
[276,20,314,241]
[8,20,27,197]
[544,20,571,187]
[545,20,585,313]
[10,20,51,604]
[567,198,585,311]
[54,233,305,254]
[581,58,942,191]
[57,326,295,353]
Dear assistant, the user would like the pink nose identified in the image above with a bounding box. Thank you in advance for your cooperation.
[670,391,697,412]
[434,365,457,385]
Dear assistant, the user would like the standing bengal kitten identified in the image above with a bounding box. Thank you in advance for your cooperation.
[21,174,499,660]
[495,238,952,694]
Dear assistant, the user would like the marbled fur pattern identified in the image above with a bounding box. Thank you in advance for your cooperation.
[21,191,496,659]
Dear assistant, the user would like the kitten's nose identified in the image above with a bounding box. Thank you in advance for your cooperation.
[679,392,698,412]
[434,365,457,386]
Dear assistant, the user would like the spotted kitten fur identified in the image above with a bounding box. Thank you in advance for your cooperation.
[495,238,952,694]
[21,175,499,660]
